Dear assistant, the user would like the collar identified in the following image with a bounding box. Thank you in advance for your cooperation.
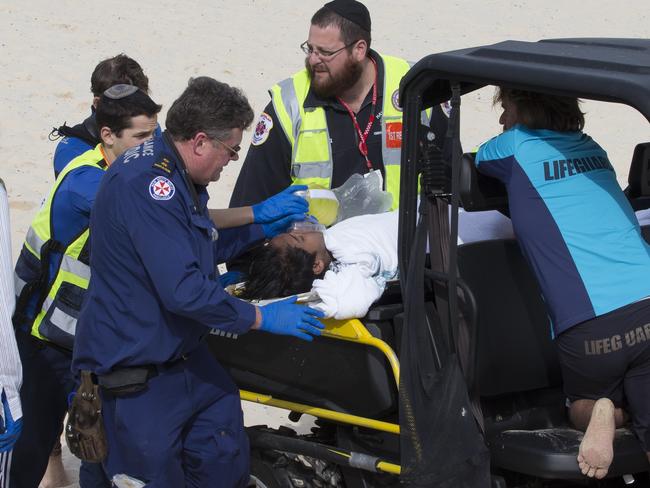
[303,49,385,112]
[161,131,209,213]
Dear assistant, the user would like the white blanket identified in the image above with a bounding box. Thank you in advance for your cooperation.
[309,207,650,320]
[311,211,398,319]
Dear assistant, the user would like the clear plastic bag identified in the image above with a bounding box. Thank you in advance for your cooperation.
[331,170,393,223]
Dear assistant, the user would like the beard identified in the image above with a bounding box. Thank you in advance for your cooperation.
[306,55,364,100]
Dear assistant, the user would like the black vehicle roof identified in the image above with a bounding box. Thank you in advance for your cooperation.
[401,38,650,121]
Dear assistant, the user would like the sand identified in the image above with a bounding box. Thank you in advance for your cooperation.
[1,0,649,485]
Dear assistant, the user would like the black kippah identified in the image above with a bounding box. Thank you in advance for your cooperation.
[323,0,371,33]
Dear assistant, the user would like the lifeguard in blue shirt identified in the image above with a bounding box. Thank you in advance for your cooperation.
[475,88,650,480]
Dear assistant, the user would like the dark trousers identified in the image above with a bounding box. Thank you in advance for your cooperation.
[101,344,250,487]
[10,330,111,488]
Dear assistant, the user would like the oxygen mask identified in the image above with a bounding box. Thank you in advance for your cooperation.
[289,220,326,233]
[293,188,339,227]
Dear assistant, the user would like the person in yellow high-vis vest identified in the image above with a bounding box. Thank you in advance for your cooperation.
[230,0,450,213]
[10,85,162,488]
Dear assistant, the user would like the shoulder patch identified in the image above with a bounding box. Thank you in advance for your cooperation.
[149,176,175,201]
[152,157,174,174]
[251,112,273,146]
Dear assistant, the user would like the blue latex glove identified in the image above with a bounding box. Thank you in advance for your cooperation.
[252,185,309,224]
[262,214,307,238]
[219,270,245,287]
[258,296,325,341]
[0,391,22,452]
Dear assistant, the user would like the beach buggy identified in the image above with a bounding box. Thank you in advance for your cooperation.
[209,37,650,487]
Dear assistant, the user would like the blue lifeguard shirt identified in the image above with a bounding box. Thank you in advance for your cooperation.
[476,125,650,335]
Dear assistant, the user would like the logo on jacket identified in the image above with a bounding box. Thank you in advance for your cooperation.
[251,112,273,146]
[149,176,175,201]
[391,90,402,112]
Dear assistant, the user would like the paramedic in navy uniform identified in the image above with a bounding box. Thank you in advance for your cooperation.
[72,77,325,487]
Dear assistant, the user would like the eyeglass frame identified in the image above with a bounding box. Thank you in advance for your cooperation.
[300,40,360,60]
[211,137,241,159]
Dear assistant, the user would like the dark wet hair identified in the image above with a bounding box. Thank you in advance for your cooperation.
[90,54,150,97]
[166,77,254,142]
[495,87,585,132]
[95,89,161,137]
[240,243,326,300]
[311,7,371,51]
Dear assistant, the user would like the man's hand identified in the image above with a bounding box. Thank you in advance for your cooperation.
[252,185,309,224]
[257,296,325,341]
[0,391,22,452]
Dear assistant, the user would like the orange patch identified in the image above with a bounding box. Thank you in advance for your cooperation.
[386,122,402,149]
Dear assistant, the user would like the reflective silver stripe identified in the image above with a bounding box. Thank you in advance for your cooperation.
[25,227,47,254]
[14,273,26,296]
[271,77,301,147]
[49,307,77,336]
[278,77,302,143]
[291,162,332,179]
[421,108,432,126]
[60,255,90,281]
[210,329,238,339]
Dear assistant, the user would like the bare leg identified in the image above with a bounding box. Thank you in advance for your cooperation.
[572,398,617,479]
[569,398,627,431]
[39,440,70,488]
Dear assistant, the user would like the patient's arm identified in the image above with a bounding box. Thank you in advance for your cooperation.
[209,207,254,229]
[311,265,385,320]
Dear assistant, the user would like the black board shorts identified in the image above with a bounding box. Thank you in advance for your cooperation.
[556,298,650,451]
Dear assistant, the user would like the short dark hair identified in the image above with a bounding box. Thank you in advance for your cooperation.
[495,87,585,132]
[165,77,254,141]
[95,90,162,137]
[90,54,150,97]
[240,243,325,300]
[311,7,371,51]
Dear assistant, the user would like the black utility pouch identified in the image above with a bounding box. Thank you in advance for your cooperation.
[97,366,155,396]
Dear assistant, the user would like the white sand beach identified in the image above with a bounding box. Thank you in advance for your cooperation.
[1,0,649,485]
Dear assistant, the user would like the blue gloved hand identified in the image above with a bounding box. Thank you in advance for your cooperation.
[262,214,307,238]
[252,185,309,224]
[219,270,245,287]
[0,391,22,452]
[258,296,325,342]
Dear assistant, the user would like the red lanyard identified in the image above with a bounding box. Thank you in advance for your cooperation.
[337,57,378,170]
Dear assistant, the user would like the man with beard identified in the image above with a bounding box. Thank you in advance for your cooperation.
[229,0,450,210]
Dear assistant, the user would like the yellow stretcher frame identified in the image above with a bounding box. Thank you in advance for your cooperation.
[240,317,402,476]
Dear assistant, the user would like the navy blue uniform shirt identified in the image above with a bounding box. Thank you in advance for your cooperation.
[72,134,264,374]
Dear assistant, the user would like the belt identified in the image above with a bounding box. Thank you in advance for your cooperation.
[96,353,191,393]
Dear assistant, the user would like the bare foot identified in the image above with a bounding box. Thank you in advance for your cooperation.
[577,398,616,479]
[39,453,70,488]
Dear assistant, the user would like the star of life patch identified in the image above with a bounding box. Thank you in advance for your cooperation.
[391,89,402,112]
[149,176,175,201]
[251,112,273,146]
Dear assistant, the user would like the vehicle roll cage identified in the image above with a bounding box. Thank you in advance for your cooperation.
[398,37,650,288]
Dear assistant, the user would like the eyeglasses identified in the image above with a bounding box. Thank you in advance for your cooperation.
[300,40,359,60]
[212,137,241,159]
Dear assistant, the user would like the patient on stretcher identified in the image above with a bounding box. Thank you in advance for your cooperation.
[241,210,399,320]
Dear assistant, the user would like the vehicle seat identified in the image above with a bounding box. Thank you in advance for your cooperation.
[459,152,508,212]
[457,238,648,478]
[625,142,650,211]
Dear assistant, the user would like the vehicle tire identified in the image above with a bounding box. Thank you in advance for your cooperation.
[249,450,283,488]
